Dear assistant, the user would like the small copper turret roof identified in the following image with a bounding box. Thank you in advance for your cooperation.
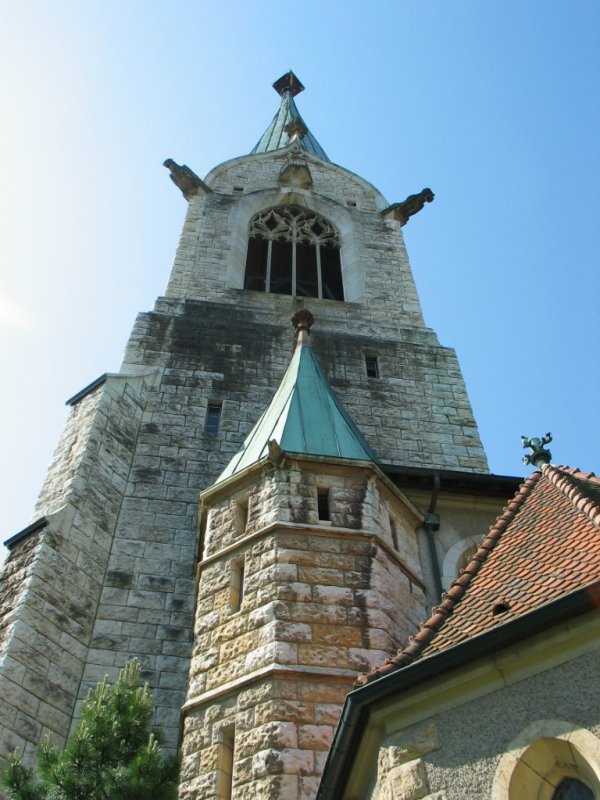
[214,311,377,485]
[251,71,329,161]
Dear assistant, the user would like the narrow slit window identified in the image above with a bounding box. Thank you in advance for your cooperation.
[205,403,222,434]
[317,489,330,522]
[365,355,379,378]
[235,497,250,533]
[390,517,399,551]
[217,725,235,800]
[230,559,245,612]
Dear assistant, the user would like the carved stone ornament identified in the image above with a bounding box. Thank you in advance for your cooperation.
[284,118,309,141]
[279,158,313,189]
[163,158,209,201]
[382,188,435,226]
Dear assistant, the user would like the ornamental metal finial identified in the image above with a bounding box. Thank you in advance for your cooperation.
[291,309,314,346]
[273,71,305,97]
[521,432,552,467]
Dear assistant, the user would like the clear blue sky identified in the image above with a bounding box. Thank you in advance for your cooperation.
[1,1,598,542]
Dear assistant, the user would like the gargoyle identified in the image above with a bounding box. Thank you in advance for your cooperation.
[382,188,434,226]
[163,158,209,201]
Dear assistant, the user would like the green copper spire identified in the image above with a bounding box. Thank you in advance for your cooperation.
[214,311,377,485]
[251,71,329,161]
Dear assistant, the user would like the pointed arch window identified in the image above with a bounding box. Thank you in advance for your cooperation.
[244,206,344,300]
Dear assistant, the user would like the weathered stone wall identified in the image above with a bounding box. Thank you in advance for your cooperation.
[0,373,153,763]
[166,147,428,326]
[122,298,487,474]
[367,645,600,800]
[180,461,427,798]
[181,674,352,800]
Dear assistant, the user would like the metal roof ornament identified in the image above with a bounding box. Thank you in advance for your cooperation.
[273,70,305,97]
[291,308,314,346]
[521,432,552,467]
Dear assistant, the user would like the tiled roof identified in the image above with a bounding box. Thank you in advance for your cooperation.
[359,464,600,684]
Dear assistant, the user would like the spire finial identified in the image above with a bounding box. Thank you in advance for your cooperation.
[522,432,553,467]
[273,70,305,97]
[291,309,314,346]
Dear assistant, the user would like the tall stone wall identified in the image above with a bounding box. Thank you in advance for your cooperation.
[0,372,153,762]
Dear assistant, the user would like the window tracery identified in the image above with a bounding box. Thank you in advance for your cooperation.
[244,206,344,300]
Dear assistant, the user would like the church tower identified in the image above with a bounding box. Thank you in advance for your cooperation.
[0,73,512,794]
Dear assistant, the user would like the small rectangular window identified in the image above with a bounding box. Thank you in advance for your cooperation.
[390,517,399,551]
[237,498,250,533]
[365,355,379,378]
[317,489,330,522]
[217,725,235,800]
[205,403,222,434]
[230,559,245,612]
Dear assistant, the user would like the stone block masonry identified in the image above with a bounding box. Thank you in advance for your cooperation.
[179,458,427,799]
[0,132,489,783]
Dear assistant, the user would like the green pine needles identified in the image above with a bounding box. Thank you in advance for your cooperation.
[1,660,179,800]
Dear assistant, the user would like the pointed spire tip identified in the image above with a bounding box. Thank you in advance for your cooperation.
[273,70,305,97]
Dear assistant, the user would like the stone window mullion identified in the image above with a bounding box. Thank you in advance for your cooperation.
[292,230,297,296]
[265,239,273,292]
[316,245,323,299]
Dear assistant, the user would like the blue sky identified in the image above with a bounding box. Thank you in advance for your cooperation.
[1,1,598,541]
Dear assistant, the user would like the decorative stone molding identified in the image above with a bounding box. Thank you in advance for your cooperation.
[492,720,600,800]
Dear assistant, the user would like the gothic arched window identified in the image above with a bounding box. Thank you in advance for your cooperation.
[243,206,344,300]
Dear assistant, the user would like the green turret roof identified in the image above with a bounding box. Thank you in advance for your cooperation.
[214,314,377,485]
[251,71,329,161]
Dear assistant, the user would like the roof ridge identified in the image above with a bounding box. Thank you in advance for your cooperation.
[543,464,600,528]
[356,470,543,686]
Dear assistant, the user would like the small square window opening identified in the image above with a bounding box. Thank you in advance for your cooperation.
[205,403,222,434]
[365,355,379,378]
[317,489,330,522]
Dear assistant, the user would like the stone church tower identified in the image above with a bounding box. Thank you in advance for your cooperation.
[0,72,515,798]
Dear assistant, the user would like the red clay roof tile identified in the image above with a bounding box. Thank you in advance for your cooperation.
[357,465,600,685]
